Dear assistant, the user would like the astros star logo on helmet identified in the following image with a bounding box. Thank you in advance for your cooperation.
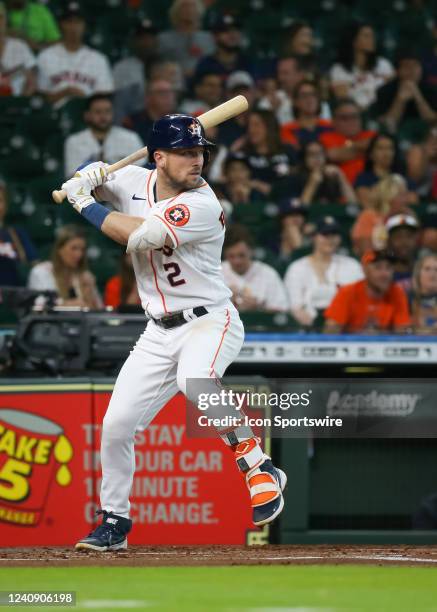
[188,121,202,137]
[165,204,190,227]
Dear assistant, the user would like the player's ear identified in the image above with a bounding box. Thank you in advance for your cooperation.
[154,150,165,169]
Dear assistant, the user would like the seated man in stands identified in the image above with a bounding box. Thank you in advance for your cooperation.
[320,98,376,185]
[324,249,411,334]
[386,213,420,293]
[37,2,113,107]
[64,94,144,178]
[222,224,288,312]
[375,48,436,134]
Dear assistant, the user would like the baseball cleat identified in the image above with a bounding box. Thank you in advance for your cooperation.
[75,510,132,551]
[233,437,287,526]
[246,458,287,526]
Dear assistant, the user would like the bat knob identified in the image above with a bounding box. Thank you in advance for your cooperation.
[52,189,66,204]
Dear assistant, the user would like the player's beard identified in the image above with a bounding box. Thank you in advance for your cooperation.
[163,166,202,192]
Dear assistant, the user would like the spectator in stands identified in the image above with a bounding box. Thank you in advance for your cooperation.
[354,133,413,208]
[275,202,312,266]
[158,0,215,78]
[222,225,288,312]
[37,2,114,107]
[284,216,363,327]
[324,249,411,333]
[104,252,141,310]
[232,109,296,196]
[375,49,437,134]
[406,126,437,200]
[0,179,38,286]
[180,71,223,116]
[64,94,144,178]
[352,174,411,257]
[0,1,35,95]
[123,79,177,144]
[285,141,358,206]
[216,71,256,147]
[330,22,394,110]
[386,213,420,291]
[421,21,437,89]
[148,59,185,96]
[280,80,333,149]
[410,254,437,332]
[6,0,59,51]
[28,224,102,309]
[113,19,159,123]
[194,14,251,81]
[218,155,265,207]
[420,215,437,256]
[258,57,304,125]
[280,21,320,80]
[320,98,376,185]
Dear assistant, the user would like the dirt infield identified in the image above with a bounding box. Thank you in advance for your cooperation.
[1,545,437,567]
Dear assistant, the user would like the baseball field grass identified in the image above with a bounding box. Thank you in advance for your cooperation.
[1,566,437,611]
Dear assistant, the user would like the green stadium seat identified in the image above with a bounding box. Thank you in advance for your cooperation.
[58,99,87,136]
[25,205,57,244]
[232,201,281,247]
[0,141,45,179]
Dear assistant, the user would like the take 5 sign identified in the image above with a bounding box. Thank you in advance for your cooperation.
[0,381,268,546]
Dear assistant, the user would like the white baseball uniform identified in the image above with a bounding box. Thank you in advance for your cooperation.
[96,166,251,517]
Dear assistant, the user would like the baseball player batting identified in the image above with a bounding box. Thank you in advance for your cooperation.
[60,114,287,551]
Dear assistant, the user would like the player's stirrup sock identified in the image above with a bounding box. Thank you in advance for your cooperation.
[231,437,285,521]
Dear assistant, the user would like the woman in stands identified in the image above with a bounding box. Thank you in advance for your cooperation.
[280,20,320,79]
[410,254,437,333]
[28,224,102,309]
[354,133,417,208]
[287,141,358,206]
[231,109,296,196]
[330,22,394,111]
[284,216,363,328]
[351,174,412,256]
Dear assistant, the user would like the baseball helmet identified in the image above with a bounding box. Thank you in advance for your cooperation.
[147,114,215,165]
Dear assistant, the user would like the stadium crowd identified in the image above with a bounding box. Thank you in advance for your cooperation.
[1,0,437,334]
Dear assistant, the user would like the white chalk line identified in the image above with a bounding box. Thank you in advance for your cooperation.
[1,553,437,564]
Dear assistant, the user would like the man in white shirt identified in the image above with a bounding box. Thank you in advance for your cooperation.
[284,216,363,327]
[64,94,144,178]
[222,225,289,312]
[37,2,113,107]
[0,2,35,95]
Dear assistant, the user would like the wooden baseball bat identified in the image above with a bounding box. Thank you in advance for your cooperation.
[52,95,249,204]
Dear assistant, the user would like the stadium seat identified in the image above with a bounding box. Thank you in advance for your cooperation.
[58,99,87,136]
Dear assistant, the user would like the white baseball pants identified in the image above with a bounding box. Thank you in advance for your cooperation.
[100,305,246,517]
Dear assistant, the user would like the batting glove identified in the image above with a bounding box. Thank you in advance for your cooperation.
[75,161,113,189]
[61,176,95,213]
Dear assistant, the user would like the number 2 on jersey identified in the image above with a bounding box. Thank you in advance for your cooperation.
[163,262,186,287]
